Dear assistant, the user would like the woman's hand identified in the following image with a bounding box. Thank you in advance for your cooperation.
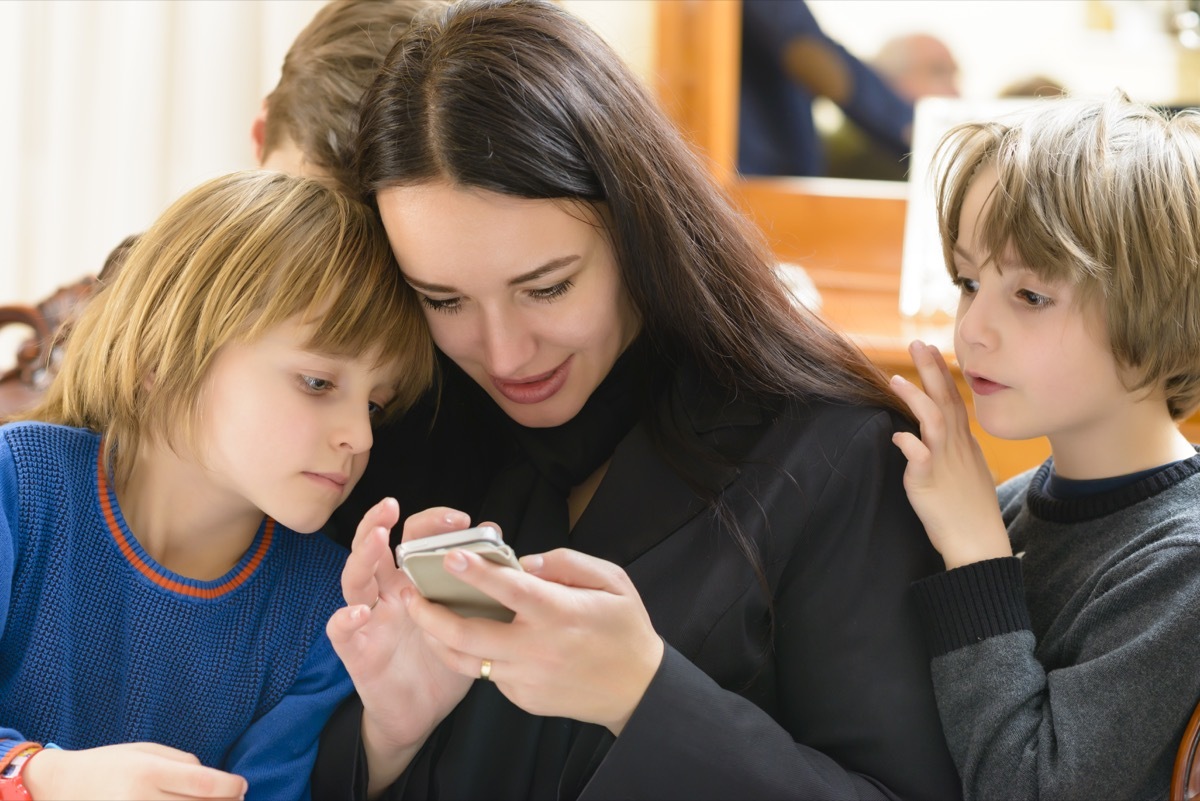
[24,743,245,800]
[890,340,1011,570]
[402,546,664,735]
[325,499,476,794]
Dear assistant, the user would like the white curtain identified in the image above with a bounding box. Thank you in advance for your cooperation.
[0,0,325,314]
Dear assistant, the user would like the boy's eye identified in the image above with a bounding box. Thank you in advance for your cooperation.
[418,295,463,314]
[528,279,574,302]
[300,375,334,393]
[368,400,386,418]
[952,276,979,295]
[1016,289,1053,308]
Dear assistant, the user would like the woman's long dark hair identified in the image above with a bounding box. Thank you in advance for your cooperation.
[355,0,910,643]
[356,0,905,418]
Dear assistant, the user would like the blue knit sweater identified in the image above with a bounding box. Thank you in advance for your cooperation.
[0,422,354,800]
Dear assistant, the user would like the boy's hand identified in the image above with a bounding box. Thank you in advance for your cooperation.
[890,341,1011,570]
[325,499,476,795]
[23,743,246,800]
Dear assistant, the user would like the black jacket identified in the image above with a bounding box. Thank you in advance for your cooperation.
[317,371,960,800]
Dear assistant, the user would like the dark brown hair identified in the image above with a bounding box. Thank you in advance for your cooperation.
[355,0,906,422]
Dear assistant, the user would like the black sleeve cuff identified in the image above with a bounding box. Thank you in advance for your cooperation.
[311,693,370,801]
[912,557,1032,658]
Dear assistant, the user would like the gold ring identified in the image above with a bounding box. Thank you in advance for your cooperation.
[479,658,492,681]
[369,596,380,610]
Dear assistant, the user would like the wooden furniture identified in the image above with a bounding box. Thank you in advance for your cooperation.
[1173,698,1200,800]
[653,0,1200,482]
[1171,695,1200,801]
[0,277,98,418]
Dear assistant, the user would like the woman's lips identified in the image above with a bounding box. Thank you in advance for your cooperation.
[491,357,572,405]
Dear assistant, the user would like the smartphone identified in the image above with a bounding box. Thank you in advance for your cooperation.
[395,526,521,622]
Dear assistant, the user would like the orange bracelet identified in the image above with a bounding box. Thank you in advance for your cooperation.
[0,743,43,801]
[0,743,36,776]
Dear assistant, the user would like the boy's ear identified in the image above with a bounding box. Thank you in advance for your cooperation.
[251,99,269,165]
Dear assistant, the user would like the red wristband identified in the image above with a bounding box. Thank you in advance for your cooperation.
[0,743,43,801]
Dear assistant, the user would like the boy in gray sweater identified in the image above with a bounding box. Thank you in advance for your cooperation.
[890,92,1200,799]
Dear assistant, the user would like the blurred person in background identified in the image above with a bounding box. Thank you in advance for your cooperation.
[825,32,960,182]
[738,0,914,178]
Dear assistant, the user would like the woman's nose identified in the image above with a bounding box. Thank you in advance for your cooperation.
[478,308,536,377]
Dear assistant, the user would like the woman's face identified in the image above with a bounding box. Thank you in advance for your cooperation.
[376,182,641,428]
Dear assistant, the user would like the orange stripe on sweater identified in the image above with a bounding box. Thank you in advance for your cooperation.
[96,443,274,599]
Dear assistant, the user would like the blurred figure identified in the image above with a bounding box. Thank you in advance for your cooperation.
[874,33,960,101]
[998,74,1068,98]
[739,0,913,178]
[826,32,960,181]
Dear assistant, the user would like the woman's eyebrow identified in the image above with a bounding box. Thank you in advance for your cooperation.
[507,255,580,287]
[403,255,581,294]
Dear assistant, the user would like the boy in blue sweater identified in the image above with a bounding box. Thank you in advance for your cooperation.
[0,171,432,799]
[891,93,1200,797]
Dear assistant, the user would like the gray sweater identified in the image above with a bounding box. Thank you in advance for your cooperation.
[913,453,1200,800]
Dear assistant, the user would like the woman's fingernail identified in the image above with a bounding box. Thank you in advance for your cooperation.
[520,554,544,572]
[446,550,469,572]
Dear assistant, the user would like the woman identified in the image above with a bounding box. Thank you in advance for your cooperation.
[315,1,960,798]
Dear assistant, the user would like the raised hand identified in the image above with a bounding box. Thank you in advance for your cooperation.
[325,499,476,793]
[889,340,1011,569]
[23,742,246,801]
[402,546,664,735]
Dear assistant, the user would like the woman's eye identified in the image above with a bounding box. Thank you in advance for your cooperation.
[300,375,334,393]
[419,295,463,314]
[1016,289,1053,308]
[952,276,979,295]
[528,279,573,302]
[368,401,384,418]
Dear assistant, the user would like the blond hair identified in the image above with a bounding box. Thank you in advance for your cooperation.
[21,170,434,482]
[934,91,1200,419]
[263,0,448,194]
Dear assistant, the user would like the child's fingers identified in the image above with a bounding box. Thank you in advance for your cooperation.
[326,604,373,664]
[341,525,390,607]
[889,374,946,445]
[908,341,957,407]
[891,430,932,469]
[351,497,400,550]
[398,507,474,544]
[925,344,972,429]
[145,756,246,799]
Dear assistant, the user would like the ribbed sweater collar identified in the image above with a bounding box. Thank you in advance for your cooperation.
[1024,449,1200,524]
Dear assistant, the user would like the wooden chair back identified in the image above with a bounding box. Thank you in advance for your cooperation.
[1172,697,1200,800]
[0,276,98,418]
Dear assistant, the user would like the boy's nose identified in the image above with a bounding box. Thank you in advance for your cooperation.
[956,294,997,349]
[337,409,374,454]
